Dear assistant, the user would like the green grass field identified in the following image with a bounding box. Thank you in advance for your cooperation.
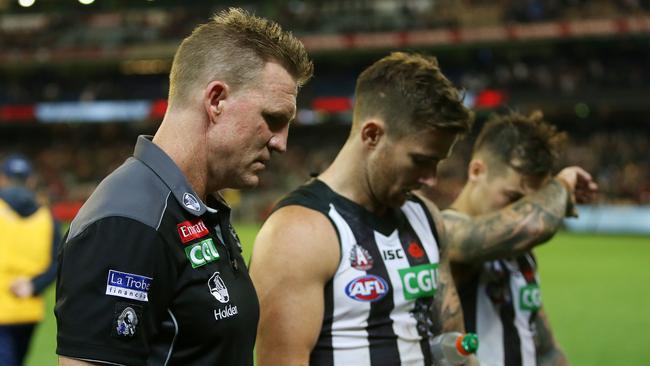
[25,227,650,365]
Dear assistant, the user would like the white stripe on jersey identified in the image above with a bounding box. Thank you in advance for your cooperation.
[476,280,505,366]
[328,204,372,366]
[374,229,425,366]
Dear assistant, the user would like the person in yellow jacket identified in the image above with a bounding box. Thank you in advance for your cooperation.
[0,154,60,366]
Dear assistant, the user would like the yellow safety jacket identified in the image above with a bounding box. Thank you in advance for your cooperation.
[0,198,53,324]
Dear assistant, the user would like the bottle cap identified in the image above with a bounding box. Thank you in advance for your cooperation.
[458,333,479,355]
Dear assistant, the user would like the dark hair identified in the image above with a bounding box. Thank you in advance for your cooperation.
[473,110,567,177]
[169,8,313,105]
[353,52,473,136]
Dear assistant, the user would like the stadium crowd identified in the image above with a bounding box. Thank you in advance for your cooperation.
[0,122,647,222]
[1,42,648,108]
[0,0,647,54]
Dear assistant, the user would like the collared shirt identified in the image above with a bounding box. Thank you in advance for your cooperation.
[55,136,259,366]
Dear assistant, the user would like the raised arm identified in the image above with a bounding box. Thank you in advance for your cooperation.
[444,166,596,264]
[535,306,570,366]
[250,206,340,366]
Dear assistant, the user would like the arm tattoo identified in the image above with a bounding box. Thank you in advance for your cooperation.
[535,308,570,366]
[444,179,570,263]
[431,256,464,334]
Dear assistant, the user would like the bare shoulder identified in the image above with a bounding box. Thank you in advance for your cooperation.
[412,192,446,244]
[251,205,340,284]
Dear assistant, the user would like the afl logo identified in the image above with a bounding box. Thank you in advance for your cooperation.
[345,275,389,302]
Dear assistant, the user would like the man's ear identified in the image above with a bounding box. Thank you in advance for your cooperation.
[359,120,385,148]
[203,80,228,124]
[468,158,488,182]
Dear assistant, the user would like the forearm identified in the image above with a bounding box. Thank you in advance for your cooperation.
[33,219,61,294]
[535,308,570,366]
[431,258,465,334]
[445,179,569,263]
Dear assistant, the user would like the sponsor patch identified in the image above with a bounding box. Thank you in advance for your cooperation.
[345,274,389,302]
[399,263,439,300]
[112,302,142,338]
[407,242,425,259]
[349,244,374,271]
[208,272,230,304]
[183,192,201,212]
[519,284,541,311]
[214,304,239,321]
[381,248,404,261]
[106,270,152,302]
[177,218,209,244]
[184,238,220,268]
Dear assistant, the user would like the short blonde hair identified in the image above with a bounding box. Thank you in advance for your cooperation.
[168,8,313,106]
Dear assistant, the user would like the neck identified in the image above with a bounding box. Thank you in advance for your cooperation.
[152,107,210,200]
[449,183,478,217]
[319,138,386,214]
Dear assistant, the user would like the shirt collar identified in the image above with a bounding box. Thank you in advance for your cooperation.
[133,135,208,216]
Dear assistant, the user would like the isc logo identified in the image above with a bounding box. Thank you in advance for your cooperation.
[519,284,541,311]
[345,275,389,302]
[398,263,439,300]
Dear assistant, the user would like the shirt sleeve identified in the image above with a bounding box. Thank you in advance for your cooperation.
[55,216,178,366]
[31,217,61,295]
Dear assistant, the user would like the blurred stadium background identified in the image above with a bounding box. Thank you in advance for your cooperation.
[0,0,647,365]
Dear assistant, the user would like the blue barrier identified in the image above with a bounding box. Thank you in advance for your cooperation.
[565,205,650,235]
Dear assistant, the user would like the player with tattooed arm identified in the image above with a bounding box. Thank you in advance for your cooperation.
[440,111,597,366]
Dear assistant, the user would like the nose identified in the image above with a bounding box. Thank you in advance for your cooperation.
[268,125,289,154]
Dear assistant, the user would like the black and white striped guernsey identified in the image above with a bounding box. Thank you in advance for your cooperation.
[275,179,442,366]
[458,253,541,366]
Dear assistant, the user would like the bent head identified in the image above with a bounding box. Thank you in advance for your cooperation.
[168,8,313,189]
[353,52,474,207]
[466,111,567,215]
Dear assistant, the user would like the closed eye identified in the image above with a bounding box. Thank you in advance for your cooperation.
[262,112,291,131]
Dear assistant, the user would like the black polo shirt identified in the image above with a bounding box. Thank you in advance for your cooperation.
[55,136,259,366]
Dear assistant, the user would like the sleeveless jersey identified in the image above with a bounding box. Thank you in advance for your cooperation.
[459,252,541,366]
[276,179,442,366]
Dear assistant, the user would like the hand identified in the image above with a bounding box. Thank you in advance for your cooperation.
[556,166,598,204]
[465,354,480,366]
[10,277,34,298]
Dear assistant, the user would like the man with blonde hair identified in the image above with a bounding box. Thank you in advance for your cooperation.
[55,8,312,366]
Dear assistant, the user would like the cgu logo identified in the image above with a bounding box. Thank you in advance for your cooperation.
[345,275,389,302]
[519,284,541,311]
[184,238,220,268]
[398,263,439,300]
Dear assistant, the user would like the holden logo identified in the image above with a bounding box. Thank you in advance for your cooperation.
[208,272,230,303]
[345,275,389,302]
[183,192,201,212]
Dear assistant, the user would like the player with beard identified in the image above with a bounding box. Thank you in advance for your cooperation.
[250,52,477,366]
